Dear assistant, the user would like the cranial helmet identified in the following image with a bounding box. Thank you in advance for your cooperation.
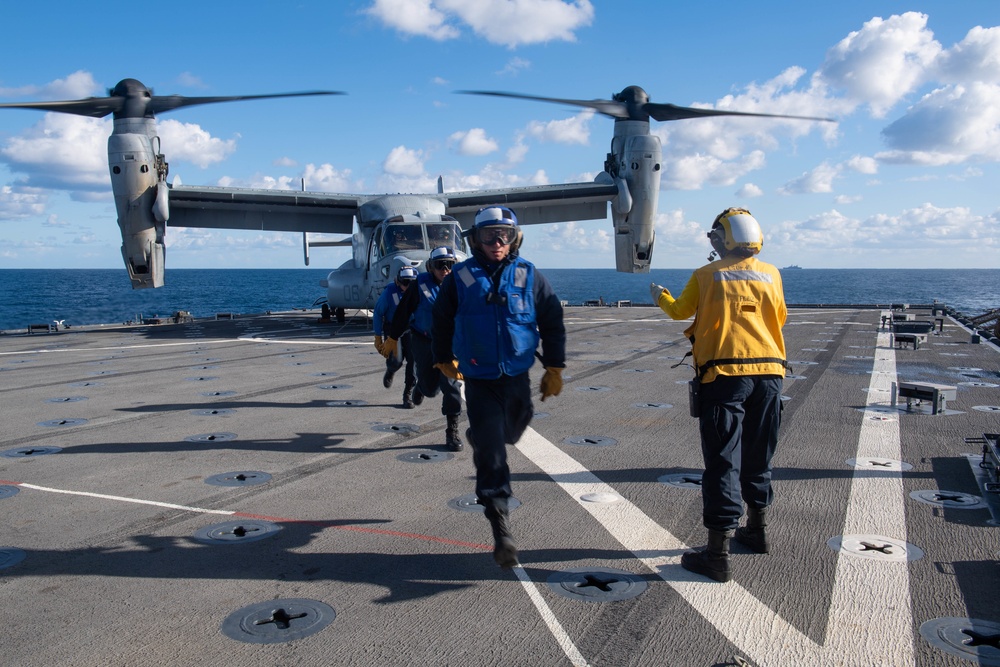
[469,205,523,254]
[474,205,518,228]
[708,207,763,257]
[397,266,418,282]
[427,246,457,270]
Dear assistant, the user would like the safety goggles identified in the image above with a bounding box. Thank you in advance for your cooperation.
[397,278,414,286]
[479,227,516,246]
[429,260,454,272]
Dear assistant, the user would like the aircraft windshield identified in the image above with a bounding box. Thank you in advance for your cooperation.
[427,223,465,252]
[384,224,425,253]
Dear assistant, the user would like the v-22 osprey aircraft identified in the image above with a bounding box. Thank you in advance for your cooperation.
[0,79,832,321]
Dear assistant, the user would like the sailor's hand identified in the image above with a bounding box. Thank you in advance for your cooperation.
[434,360,464,381]
[373,335,384,354]
[380,337,398,359]
[649,282,669,304]
[540,367,563,402]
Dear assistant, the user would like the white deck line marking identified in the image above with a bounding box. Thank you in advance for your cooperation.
[511,565,591,667]
[0,340,234,356]
[15,483,236,515]
[15,477,590,665]
[824,329,915,663]
[515,328,914,665]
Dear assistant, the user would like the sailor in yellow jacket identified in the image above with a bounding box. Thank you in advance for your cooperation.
[652,207,787,583]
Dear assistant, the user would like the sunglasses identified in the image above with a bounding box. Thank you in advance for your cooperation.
[397,278,414,285]
[480,227,515,246]
[430,260,454,271]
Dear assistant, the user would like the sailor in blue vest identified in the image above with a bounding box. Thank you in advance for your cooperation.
[382,247,465,451]
[432,206,566,569]
[373,265,418,408]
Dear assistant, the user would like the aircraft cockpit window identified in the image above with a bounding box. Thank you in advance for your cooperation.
[427,223,465,252]
[385,225,424,252]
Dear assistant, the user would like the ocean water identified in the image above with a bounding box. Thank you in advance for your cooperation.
[0,267,997,331]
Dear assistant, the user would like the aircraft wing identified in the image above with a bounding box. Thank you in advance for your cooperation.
[441,181,619,228]
[167,184,362,234]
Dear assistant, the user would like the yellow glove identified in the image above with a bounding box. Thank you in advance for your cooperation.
[434,360,464,381]
[380,337,398,359]
[540,367,563,402]
[373,335,384,354]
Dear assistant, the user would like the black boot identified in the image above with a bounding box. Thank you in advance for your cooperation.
[484,503,518,569]
[402,384,415,409]
[446,415,463,452]
[412,387,423,406]
[382,369,394,388]
[681,529,732,582]
[735,507,769,554]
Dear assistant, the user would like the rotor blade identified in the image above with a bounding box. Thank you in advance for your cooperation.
[148,91,345,114]
[644,102,835,123]
[457,90,628,119]
[0,98,124,118]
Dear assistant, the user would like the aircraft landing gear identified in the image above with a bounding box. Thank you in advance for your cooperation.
[335,307,346,324]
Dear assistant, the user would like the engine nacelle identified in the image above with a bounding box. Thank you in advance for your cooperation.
[109,119,165,288]
[608,121,661,273]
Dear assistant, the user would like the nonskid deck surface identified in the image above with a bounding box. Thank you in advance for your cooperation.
[1,307,998,667]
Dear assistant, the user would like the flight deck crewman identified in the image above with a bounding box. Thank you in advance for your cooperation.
[651,207,787,583]
[431,206,566,569]
[382,246,465,451]
[373,266,418,408]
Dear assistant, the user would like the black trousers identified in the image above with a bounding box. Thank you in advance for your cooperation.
[697,374,783,532]
[410,332,462,417]
[465,373,533,511]
[384,331,415,388]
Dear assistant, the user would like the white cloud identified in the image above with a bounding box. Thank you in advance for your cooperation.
[365,0,593,47]
[663,150,766,191]
[0,114,110,191]
[449,128,498,156]
[157,119,238,168]
[215,163,359,193]
[523,110,592,145]
[365,0,460,41]
[650,66,844,191]
[933,25,1000,84]
[736,183,764,198]
[0,70,100,100]
[302,163,358,192]
[274,156,298,168]
[383,145,426,176]
[768,204,997,258]
[497,57,531,76]
[779,162,842,194]
[878,82,1000,165]
[817,12,942,117]
[0,184,48,219]
[846,155,878,174]
[534,219,611,253]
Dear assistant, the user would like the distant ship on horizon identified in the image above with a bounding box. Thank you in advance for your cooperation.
[782,264,803,270]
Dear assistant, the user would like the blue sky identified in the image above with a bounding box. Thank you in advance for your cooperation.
[1,0,999,271]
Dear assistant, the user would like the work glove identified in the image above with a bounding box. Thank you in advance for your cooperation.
[434,360,464,381]
[373,335,384,354]
[649,282,669,304]
[540,367,563,402]
[380,337,398,359]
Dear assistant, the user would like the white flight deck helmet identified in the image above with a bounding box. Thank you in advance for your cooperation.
[708,207,764,258]
[427,246,458,270]
[469,205,523,254]
[396,266,418,286]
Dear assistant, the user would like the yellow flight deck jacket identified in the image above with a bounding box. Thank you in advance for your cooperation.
[656,255,787,384]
